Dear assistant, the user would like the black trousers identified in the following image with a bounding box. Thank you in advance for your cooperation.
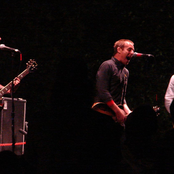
[81,109,124,168]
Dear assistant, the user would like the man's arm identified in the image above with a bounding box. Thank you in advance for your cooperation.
[0,77,20,94]
[165,75,174,113]
[0,84,4,90]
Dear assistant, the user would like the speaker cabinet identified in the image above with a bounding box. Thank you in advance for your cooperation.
[0,97,27,155]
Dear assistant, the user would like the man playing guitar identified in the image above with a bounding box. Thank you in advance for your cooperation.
[92,39,134,125]
[0,77,20,95]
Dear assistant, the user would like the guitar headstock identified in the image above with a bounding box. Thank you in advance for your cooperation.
[26,59,38,72]
[153,105,160,116]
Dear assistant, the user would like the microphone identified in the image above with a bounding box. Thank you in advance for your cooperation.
[0,44,20,53]
[132,52,154,58]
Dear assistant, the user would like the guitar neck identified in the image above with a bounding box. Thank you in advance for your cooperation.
[0,68,30,98]
[17,68,30,80]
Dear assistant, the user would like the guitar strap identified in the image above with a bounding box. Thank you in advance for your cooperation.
[120,73,128,106]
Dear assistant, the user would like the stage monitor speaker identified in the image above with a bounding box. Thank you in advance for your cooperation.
[0,97,27,155]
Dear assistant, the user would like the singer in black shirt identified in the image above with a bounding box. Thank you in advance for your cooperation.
[95,56,129,106]
[94,39,134,124]
[86,39,134,173]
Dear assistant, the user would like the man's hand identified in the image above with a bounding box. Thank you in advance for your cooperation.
[107,101,130,125]
[7,77,21,94]
[13,77,20,86]
[114,108,127,124]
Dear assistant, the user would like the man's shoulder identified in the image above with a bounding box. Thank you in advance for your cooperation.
[101,58,115,66]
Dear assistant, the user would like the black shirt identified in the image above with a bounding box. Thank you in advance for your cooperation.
[95,57,129,105]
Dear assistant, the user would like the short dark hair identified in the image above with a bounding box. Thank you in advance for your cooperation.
[113,39,134,55]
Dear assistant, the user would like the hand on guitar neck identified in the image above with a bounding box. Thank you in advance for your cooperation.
[7,77,20,94]
[0,59,38,99]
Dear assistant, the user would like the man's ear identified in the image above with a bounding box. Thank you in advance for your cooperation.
[117,47,122,54]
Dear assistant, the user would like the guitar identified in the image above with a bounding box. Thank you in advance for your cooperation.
[92,102,117,117]
[0,59,38,98]
[92,102,127,127]
[91,102,160,118]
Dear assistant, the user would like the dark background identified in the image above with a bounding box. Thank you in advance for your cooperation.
[1,0,174,173]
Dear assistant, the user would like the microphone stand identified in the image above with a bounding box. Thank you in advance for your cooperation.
[11,80,15,152]
[11,51,22,153]
[11,52,15,153]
